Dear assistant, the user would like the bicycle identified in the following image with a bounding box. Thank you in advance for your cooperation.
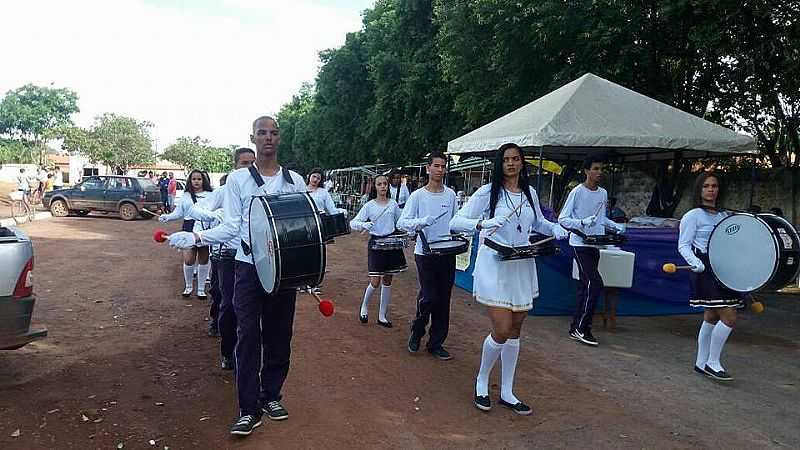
[9,191,35,224]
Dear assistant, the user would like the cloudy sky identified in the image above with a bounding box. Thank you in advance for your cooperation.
[0,0,374,151]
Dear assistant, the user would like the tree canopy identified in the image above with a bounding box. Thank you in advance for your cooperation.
[277,0,799,169]
[61,113,155,171]
[162,136,234,173]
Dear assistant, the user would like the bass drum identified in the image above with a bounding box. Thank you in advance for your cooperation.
[708,213,800,292]
[248,193,326,294]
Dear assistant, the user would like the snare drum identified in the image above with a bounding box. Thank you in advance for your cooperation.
[484,238,558,261]
[320,212,351,242]
[248,193,326,294]
[582,233,626,246]
[368,234,407,275]
[370,235,409,251]
[425,236,469,256]
[708,212,800,292]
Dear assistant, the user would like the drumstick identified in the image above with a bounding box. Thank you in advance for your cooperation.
[662,263,692,273]
[487,197,527,236]
[302,288,335,317]
[530,235,556,247]
[141,208,159,217]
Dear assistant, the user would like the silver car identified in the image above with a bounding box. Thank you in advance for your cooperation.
[0,226,47,349]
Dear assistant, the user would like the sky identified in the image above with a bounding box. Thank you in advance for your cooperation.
[0,0,375,152]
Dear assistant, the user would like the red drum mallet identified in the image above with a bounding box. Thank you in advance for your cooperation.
[303,288,334,317]
[153,229,170,243]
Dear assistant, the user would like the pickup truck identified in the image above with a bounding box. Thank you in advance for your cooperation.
[0,226,47,350]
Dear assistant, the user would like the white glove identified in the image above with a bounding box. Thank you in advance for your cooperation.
[614,223,626,234]
[158,214,169,223]
[581,215,597,227]
[553,225,569,240]
[690,261,705,273]
[481,215,510,230]
[168,231,197,249]
[361,222,375,232]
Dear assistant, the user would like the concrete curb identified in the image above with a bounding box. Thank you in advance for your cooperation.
[0,211,52,228]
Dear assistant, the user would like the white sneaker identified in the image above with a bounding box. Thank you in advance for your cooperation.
[197,289,207,300]
[182,287,193,298]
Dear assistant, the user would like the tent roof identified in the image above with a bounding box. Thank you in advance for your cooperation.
[447,73,757,161]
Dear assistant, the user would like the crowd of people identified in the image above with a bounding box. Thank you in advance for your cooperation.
[15,165,64,204]
[150,114,752,438]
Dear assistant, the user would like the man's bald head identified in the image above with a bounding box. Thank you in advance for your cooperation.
[252,116,279,133]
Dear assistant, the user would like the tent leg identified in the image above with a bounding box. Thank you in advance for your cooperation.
[537,146,544,194]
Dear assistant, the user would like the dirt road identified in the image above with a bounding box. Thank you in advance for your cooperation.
[0,216,798,449]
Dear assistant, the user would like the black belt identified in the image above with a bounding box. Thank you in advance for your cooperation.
[212,248,237,260]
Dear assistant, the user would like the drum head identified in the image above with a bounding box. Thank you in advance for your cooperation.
[429,240,465,249]
[709,213,777,292]
[249,197,277,294]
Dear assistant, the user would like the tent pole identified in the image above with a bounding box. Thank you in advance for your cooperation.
[749,156,756,209]
[537,146,544,194]
[549,173,554,208]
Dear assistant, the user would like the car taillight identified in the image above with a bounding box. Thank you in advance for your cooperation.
[13,257,34,299]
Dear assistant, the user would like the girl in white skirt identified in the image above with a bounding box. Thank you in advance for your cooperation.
[159,170,214,299]
[451,143,568,415]
[349,175,405,327]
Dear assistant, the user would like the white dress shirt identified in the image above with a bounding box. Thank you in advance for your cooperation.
[308,187,338,215]
[350,199,401,236]
[397,186,457,255]
[678,207,728,267]
[558,183,621,246]
[389,184,410,205]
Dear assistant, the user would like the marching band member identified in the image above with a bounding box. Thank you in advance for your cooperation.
[558,153,624,347]
[306,167,347,216]
[389,169,410,208]
[678,172,739,381]
[450,143,568,415]
[350,174,405,327]
[397,152,458,360]
[188,148,255,369]
[167,117,306,436]
[159,169,214,299]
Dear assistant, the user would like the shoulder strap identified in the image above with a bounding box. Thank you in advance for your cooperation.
[282,167,294,185]
[248,165,264,187]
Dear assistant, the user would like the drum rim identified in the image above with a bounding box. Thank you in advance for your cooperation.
[708,212,779,292]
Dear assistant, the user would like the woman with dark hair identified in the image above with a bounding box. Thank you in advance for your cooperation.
[349,174,405,327]
[451,143,568,415]
[160,169,214,299]
[678,171,740,381]
[307,167,345,216]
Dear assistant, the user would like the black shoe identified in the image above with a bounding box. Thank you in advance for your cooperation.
[694,365,709,376]
[359,314,368,324]
[262,400,289,421]
[407,334,421,353]
[428,347,453,361]
[208,323,219,337]
[704,365,733,381]
[498,398,533,416]
[574,329,598,347]
[230,414,262,436]
[474,394,491,411]
[568,329,580,341]
[377,320,393,328]
[221,356,234,371]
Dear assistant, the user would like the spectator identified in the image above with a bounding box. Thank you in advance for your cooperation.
[158,171,170,210]
[16,168,29,193]
[607,197,627,223]
[53,166,64,190]
[45,173,54,192]
[167,172,177,212]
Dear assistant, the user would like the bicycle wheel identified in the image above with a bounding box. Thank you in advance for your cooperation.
[11,200,29,224]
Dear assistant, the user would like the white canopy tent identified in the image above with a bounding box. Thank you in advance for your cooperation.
[447,73,756,161]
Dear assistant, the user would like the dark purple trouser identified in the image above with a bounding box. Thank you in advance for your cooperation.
[215,256,237,359]
[411,253,456,350]
[209,260,221,325]
[571,246,603,332]
[233,261,296,416]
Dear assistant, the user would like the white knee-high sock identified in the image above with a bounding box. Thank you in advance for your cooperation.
[361,284,375,317]
[196,264,210,295]
[695,321,715,368]
[475,334,503,397]
[183,264,194,290]
[379,285,392,322]
[500,338,521,404]
[706,321,733,371]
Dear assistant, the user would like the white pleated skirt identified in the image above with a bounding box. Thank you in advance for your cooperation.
[472,245,539,312]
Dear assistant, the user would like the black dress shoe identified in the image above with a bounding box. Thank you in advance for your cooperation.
[221,356,234,370]
[408,334,421,353]
[474,394,491,411]
[377,320,393,328]
[359,314,368,324]
[498,398,533,416]
[694,365,709,376]
[704,365,733,381]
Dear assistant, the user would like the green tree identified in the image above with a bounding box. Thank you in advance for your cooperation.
[162,136,233,172]
[62,113,154,171]
[0,138,36,164]
[0,84,79,163]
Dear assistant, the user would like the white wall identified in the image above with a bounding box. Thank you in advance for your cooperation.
[0,164,39,183]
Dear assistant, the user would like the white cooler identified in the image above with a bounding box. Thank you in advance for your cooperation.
[572,247,635,288]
